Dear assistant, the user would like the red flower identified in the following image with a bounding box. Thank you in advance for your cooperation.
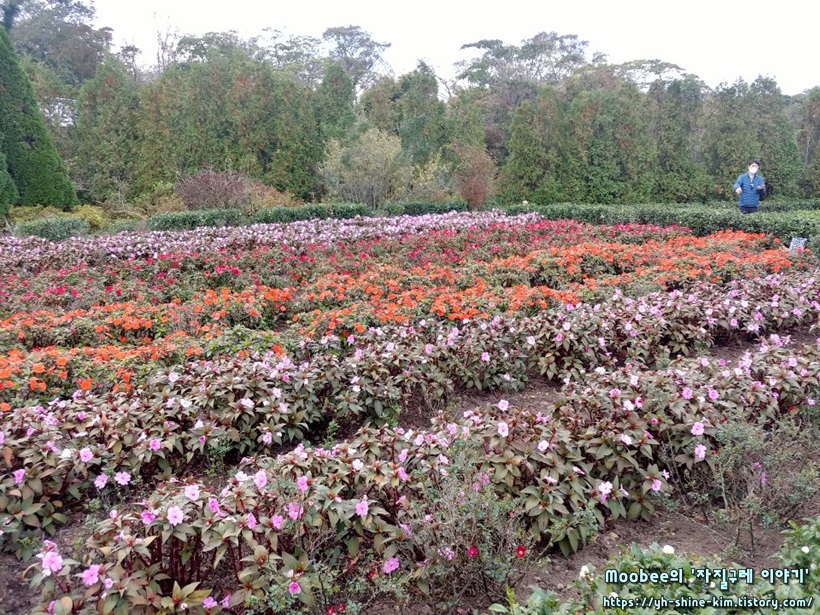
[515,545,527,558]
[468,546,478,558]
[367,569,377,579]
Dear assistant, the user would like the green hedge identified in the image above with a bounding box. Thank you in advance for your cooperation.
[14,216,91,241]
[146,208,244,232]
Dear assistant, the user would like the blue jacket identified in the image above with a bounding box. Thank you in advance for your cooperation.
[733,173,766,207]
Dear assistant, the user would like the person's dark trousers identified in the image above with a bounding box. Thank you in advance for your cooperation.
[739,206,758,214]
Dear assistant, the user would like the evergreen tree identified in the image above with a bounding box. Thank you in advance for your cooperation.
[0,24,77,208]
[0,144,19,216]
[315,62,356,143]
[74,57,140,202]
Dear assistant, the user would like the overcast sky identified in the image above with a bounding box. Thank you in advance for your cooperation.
[92,0,818,95]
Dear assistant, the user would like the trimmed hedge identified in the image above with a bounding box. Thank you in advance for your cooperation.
[14,216,90,241]
[145,208,244,232]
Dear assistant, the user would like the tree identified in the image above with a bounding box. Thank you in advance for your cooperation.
[260,28,324,87]
[323,25,390,93]
[394,62,446,166]
[319,127,411,207]
[74,56,140,202]
[796,87,820,195]
[7,0,112,88]
[315,62,355,143]
[0,23,77,207]
[648,76,712,202]
[749,76,802,197]
[0,144,19,216]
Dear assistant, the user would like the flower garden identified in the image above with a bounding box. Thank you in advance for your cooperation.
[2,210,820,614]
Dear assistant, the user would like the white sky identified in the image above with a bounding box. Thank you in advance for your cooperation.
[92,0,819,95]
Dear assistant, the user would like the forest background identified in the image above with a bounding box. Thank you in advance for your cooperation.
[2,0,820,220]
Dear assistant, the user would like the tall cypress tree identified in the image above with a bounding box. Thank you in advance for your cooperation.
[0,143,19,216]
[0,24,77,209]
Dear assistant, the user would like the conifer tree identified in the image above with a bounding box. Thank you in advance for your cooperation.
[0,24,77,208]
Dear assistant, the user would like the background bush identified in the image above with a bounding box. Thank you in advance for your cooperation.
[15,216,90,241]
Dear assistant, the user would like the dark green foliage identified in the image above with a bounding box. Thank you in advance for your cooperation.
[14,215,88,240]
[315,62,355,143]
[395,62,447,166]
[0,25,77,208]
[135,50,322,200]
[0,146,18,215]
[74,57,140,202]
[146,209,244,232]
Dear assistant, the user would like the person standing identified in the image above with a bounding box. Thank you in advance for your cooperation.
[733,159,766,214]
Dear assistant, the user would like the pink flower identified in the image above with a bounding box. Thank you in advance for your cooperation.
[383,557,400,574]
[247,513,257,530]
[221,595,231,608]
[690,422,704,436]
[13,469,25,485]
[254,470,267,490]
[694,444,707,460]
[556,333,563,342]
[619,434,632,446]
[288,502,303,520]
[297,476,309,492]
[38,551,63,576]
[497,399,509,412]
[203,597,218,609]
[103,578,114,590]
[572,466,585,475]
[760,471,768,486]
[468,546,478,558]
[0,431,4,445]
[651,479,662,492]
[356,497,369,518]
[140,510,157,525]
[94,474,108,489]
[288,581,301,595]
[272,514,284,529]
[537,440,549,452]
[481,352,490,362]
[82,564,100,586]
[184,485,200,500]
[682,388,693,400]
[398,466,408,481]
[114,471,131,486]
[398,449,408,462]
[708,389,719,401]
[598,481,613,502]
[149,438,161,451]
[497,421,509,438]
[79,448,93,463]
[261,432,272,445]
[167,506,184,527]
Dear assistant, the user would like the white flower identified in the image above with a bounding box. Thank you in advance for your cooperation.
[579,564,590,579]
[802,546,810,554]
[663,545,675,554]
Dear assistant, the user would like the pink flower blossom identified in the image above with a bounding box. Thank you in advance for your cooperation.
[38,551,63,576]
[261,432,272,445]
[694,444,707,460]
[691,422,704,436]
[149,438,161,451]
[79,448,93,463]
[114,471,131,486]
[272,514,284,529]
[208,498,221,515]
[82,564,100,586]
[481,352,490,362]
[708,389,719,401]
[497,421,509,438]
[167,506,184,527]
[682,388,693,400]
[94,474,108,489]
[297,476,309,492]
[537,440,549,452]
[497,399,509,411]
[254,470,267,490]
[247,513,257,530]
[288,581,301,595]
[184,485,200,500]
[0,431,4,445]
[651,479,662,492]
[203,597,217,609]
[13,469,25,485]
[141,511,157,525]
[356,497,369,518]
[221,595,231,608]
[398,466,408,481]
[619,434,632,446]
[103,578,114,590]
[383,557,400,574]
[556,333,563,343]
[598,481,613,502]
[288,502,303,520]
